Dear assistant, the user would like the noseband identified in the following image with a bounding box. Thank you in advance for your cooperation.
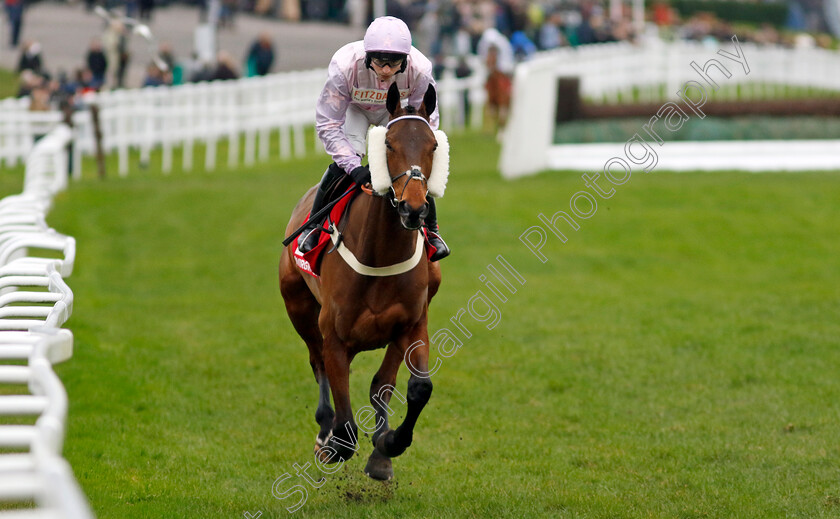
[387,166,427,207]
[382,115,432,207]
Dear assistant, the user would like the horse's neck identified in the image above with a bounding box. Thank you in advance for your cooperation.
[344,194,417,266]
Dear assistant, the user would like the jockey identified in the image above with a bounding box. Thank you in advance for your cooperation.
[298,16,450,261]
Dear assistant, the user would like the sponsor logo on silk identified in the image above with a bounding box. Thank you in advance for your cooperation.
[351,88,410,105]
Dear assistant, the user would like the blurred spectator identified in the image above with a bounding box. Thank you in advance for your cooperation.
[510,30,537,61]
[29,82,51,111]
[212,50,239,81]
[477,27,514,74]
[219,0,236,29]
[126,0,138,18]
[538,11,566,50]
[139,0,154,21]
[17,40,43,74]
[86,38,108,89]
[142,62,166,87]
[433,1,462,56]
[652,0,676,27]
[575,15,597,45]
[455,55,473,126]
[4,0,23,48]
[432,52,446,80]
[76,68,98,95]
[17,69,41,97]
[253,0,274,16]
[181,51,211,83]
[103,19,130,88]
[158,42,176,72]
[245,32,275,77]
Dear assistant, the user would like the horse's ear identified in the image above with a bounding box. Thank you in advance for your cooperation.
[422,84,436,117]
[386,82,401,115]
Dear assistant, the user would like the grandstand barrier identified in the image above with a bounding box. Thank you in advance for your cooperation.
[0,124,93,518]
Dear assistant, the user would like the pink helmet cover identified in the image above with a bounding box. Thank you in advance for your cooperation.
[363,16,412,55]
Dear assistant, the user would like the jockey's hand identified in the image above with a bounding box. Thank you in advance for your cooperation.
[349,165,371,186]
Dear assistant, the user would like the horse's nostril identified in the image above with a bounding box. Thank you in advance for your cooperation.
[398,201,409,216]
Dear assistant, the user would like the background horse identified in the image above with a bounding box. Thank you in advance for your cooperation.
[484,45,512,135]
[278,82,443,481]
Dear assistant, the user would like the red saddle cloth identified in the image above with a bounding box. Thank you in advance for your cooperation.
[292,189,437,278]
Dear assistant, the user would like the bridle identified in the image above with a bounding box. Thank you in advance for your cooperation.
[381,115,432,208]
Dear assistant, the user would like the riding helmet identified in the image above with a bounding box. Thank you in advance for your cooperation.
[363,16,411,73]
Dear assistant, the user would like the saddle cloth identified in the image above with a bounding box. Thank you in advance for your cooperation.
[293,188,437,278]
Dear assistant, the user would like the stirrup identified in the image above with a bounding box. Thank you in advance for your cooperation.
[298,226,321,254]
[426,230,450,262]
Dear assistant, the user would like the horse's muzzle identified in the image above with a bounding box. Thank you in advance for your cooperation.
[397,201,429,230]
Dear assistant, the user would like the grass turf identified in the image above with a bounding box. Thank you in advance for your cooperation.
[0,69,19,100]
[16,131,840,518]
[555,115,840,144]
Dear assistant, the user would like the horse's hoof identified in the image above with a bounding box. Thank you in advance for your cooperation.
[364,448,393,481]
[314,433,343,464]
[314,443,340,464]
[375,429,408,458]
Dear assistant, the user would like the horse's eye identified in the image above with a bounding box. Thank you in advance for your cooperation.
[385,140,393,151]
[433,143,438,150]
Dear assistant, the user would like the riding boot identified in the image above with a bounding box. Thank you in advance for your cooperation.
[299,163,344,253]
[424,195,450,262]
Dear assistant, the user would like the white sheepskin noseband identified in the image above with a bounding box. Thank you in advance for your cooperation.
[367,125,450,198]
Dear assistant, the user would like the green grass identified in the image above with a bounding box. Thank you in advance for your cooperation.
[0,68,19,100]
[15,132,840,518]
[585,82,840,105]
[556,115,840,144]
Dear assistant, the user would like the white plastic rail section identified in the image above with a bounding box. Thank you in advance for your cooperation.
[0,125,94,519]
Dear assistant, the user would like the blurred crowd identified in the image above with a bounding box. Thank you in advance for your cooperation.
[13,20,275,114]
[8,0,838,114]
[408,0,835,64]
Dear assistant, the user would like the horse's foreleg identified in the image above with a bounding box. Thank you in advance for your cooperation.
[363,343,402,480]
[314,371,333,448]
[375,322,433,459]
[318,333,358,464]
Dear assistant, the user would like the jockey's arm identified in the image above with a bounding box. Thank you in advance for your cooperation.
[315,65,362,174]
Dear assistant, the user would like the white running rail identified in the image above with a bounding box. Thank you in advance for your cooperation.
[0,125,93,518]
[0,61,487,178]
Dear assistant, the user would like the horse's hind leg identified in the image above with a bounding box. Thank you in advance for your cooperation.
[364,343,403,481]
[279,269,334,449]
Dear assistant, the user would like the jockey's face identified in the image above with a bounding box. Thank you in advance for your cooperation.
[371,60,400,81]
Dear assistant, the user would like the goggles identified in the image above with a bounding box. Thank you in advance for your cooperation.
[370,54,405,69]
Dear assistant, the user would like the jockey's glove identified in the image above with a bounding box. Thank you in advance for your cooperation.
[348,165,371,186]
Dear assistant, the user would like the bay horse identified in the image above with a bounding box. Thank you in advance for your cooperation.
[278,82,446,481]
[484,45,512,134]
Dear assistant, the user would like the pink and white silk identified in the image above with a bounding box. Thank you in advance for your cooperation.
[315,41,440,174]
